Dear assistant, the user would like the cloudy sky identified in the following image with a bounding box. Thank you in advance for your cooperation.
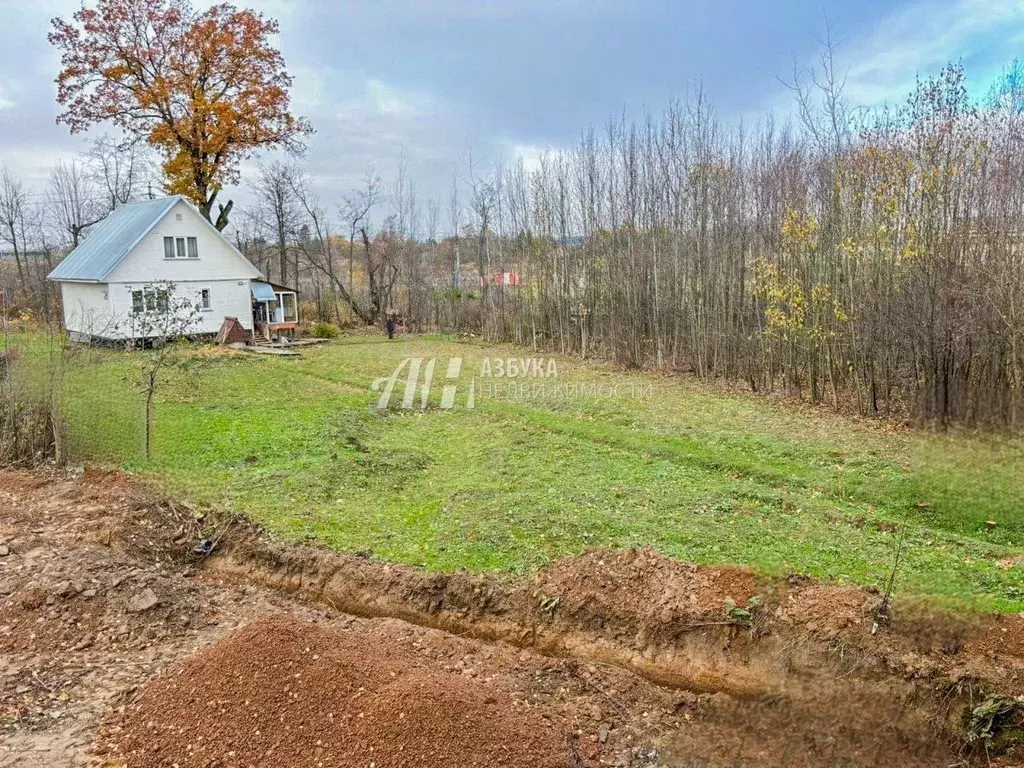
[1,0,1022,219]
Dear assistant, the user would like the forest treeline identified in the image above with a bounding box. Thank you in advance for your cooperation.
[3,59,1024,429]
[468,62,1024,430]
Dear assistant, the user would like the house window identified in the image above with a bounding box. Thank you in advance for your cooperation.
[281,292,298,323]
[200,288,211,311]
[131,287,170,314]
[163,236,198,259]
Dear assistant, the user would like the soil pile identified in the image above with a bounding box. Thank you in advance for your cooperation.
[103,616,575,768]
[534,547,759,626]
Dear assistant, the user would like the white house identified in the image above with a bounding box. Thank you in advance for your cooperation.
[47,196,298,342]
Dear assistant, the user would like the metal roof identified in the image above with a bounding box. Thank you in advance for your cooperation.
[250,281,277,302]
[48,197,181,282]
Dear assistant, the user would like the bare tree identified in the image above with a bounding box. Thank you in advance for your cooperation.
[340,167,382,298]
[126,283,203,459]
[87,135,152,210]
[47,159,106,248]
[425,197,440,245]
[0,165,29,288]
[781,18,853,155]
[377,55,1023,429]
[361,222,401,325]
[389,154,424,324]
[253,160,302,285]
[466,147,497,330]
[445,169,464,330]
[289,170,364,323]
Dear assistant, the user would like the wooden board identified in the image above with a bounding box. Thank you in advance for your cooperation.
[240,346,300,356]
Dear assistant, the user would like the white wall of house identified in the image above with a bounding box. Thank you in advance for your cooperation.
[108,279,254,336]
[60,282,117,340]
[105,199,261,284]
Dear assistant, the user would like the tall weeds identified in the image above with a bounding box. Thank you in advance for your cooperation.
[0,300,69,467]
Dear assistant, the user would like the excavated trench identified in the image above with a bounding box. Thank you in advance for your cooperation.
[3,468,1020,767]
[210,546,781,698]
[204,525,1024,766]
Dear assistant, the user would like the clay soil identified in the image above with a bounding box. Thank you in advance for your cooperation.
[0,468,1022,768]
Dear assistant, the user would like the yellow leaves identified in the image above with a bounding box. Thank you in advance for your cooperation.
[754,259,779,284]
[897,239,919,264]
[838,236,861,264]
[101,64,130,80]
[814,286,852,326]
[780,207,819,249]
[754,258,806,337]
[810,284,831,302]
[756,255,851,343]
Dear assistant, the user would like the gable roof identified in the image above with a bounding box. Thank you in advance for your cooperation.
[48,197,178,282]
[47,196,261,282]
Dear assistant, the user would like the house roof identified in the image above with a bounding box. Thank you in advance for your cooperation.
[265,281,298,293]
[47,195,262,283]
[250,281,277,302]
[251,281,299,301]
[48,197,180,282]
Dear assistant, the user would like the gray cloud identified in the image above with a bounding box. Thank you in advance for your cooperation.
[1,0,1021,226]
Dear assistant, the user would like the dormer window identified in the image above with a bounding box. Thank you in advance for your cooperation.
[163,236,199,259]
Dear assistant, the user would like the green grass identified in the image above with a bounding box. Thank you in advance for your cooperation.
[15,332,1024,611]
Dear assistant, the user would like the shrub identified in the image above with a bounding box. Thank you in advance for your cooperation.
[0,345,64,467]
[308,321,340,339]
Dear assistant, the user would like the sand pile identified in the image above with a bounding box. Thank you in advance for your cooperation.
[103,616,574,767]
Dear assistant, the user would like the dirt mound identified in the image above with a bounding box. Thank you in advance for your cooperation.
[775,584,875,637]
[0,468,329,767]
[103,616,575,768]
[968,613,1024,659]
[534,547,759,628]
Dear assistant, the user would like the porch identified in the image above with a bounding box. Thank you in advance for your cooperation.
[250,281,299,340]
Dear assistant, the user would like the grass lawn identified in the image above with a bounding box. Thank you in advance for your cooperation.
[28,332,1024,611]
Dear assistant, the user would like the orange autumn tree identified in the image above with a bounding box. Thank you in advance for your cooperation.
[49,0,311,229]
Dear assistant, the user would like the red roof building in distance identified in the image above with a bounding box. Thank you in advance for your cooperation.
[480,271,521,286]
